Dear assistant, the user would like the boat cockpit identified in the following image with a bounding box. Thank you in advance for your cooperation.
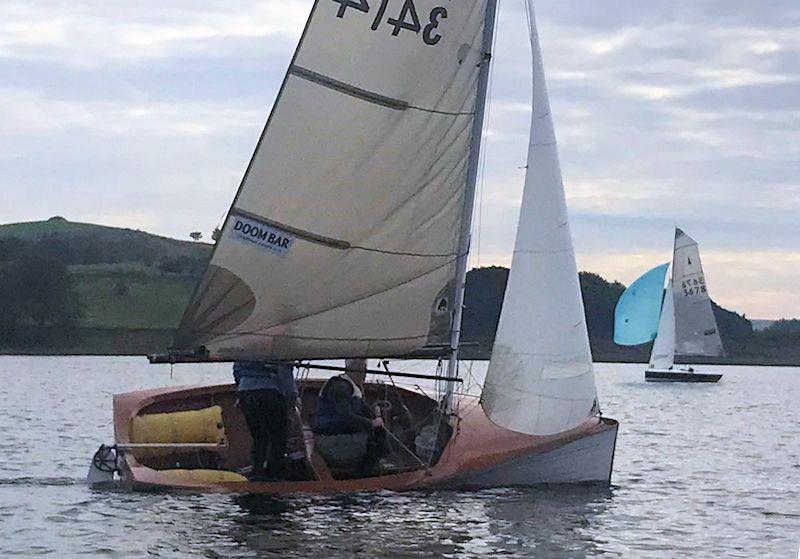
[118,379,452,484]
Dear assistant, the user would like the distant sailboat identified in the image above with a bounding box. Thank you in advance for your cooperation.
[614,228,724,382]
[89,0,617,492]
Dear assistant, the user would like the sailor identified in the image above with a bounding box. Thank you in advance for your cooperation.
[233,361,299,481]
[341,357,367,398]
[313,359,387,475]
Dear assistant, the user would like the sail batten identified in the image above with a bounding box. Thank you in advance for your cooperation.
[480,1,598,436]
[288,65,411,111]
[230,209,352,250]
[290,62,479,116]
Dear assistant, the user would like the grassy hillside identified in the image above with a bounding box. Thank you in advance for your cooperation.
[0,217,209,353]
[0,218,101,238]
[72,268,196,329]
[0,216,211,268]
[0,216,208,253]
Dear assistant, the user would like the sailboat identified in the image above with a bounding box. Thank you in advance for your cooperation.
[614,228,724,383]
[88,0,618,492]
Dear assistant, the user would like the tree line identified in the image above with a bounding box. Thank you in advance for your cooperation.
[461,267,800,364]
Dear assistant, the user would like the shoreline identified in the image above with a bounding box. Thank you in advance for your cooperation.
[2,351,798,368]
[3,328,798,367]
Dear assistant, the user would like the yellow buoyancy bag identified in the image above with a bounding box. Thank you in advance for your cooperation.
[155,469,248,485]
[130,405,226,458]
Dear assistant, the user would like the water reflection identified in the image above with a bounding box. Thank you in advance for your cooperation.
[482,486,614,557]
[175,487,617,558]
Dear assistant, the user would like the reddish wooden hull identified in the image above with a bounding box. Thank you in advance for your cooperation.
[112,381,617,494]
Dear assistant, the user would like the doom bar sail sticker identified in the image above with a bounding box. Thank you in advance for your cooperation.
[229,215,295,257]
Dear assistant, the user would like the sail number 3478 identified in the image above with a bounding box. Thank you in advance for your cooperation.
[332,0,447,45]
[681,276,707,297]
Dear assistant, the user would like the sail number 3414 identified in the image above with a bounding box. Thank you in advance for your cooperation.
[332,0,447,45]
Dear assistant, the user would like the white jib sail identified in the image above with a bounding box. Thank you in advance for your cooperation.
[480,1,598,436]
[672,228,725,357]
[649,280,676,369]
[175,0,491,360]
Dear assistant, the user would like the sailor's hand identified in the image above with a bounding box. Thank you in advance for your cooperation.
[371,417,384,429]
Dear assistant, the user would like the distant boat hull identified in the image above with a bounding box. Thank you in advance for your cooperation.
[645,369,722,383]
[102,381,618,494]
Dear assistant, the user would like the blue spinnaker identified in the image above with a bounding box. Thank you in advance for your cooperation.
[613,262,669,346]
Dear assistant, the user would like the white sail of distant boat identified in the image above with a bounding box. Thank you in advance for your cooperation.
[481,0,598,436]
[672,228,724,357]
[173,0,492,362]
[614,227,724,382]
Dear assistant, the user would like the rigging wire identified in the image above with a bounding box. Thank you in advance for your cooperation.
[473,1,501,270]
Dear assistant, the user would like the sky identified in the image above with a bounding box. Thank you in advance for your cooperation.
[1,1,799,319]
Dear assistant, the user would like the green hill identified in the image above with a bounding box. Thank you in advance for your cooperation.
[0,216,211,266]
[0,217,211,351]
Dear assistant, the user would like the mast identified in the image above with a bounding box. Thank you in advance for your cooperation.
[443,0,498,411]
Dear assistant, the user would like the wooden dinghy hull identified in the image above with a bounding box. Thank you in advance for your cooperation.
[645,369,722,383]
[109,382,618,494]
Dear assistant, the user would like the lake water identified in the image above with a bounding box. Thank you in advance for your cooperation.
[0,356,797,557]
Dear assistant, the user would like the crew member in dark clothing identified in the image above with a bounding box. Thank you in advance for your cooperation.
[313,374,386,476]
[233,361,299,481]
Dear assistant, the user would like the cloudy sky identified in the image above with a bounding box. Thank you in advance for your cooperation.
[2,1,799,318]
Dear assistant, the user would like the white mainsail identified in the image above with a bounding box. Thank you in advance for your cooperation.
[672,228,724,357]
[175,0,493,360]
[480,1,598,436]
[649,280,676,369]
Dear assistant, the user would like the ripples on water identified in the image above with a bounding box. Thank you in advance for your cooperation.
[0,357,798,557]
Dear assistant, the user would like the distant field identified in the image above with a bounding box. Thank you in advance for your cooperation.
[73,271,197,329]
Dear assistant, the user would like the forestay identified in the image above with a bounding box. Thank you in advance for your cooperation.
[649,279,676,369]
[672,228,724,357]
[174,0,491,360]
[480,1,598,436]
[613,262,670,346]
